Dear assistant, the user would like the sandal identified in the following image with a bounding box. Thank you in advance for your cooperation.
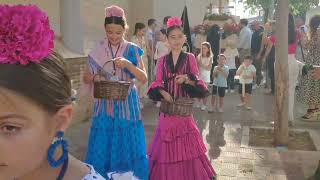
[302,108,319,119]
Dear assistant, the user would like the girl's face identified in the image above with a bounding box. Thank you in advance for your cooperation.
[167,28,186,51]
[244,59,252,66]
[201,45,210,56]
[105,24,125,46]
[0,88,71,179]
[159,32,167,42]
[137,27,146,37]
[218,56,226,65]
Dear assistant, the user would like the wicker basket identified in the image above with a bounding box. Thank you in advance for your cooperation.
[93,61,131,100]
[160,98,194,116]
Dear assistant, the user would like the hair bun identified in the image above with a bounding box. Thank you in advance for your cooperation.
[105,5,125,18]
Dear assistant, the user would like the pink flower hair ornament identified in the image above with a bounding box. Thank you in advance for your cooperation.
[167,17,183,28]
[0,4,54,65]
[105,5,125,18]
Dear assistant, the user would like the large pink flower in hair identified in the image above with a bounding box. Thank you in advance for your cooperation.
[105,5,125,18]
[167,17,182,28]
[0,5,54,65]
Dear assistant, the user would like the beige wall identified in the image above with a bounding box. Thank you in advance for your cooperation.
[0,0,61,36]
[2,0,230,53]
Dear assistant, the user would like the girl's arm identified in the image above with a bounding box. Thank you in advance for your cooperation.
[123,58,148,84]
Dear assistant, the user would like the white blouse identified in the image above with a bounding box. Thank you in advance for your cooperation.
[154,41,170,60]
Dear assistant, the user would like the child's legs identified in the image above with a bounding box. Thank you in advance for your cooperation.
[211,85,218,107]
[238,84,245,103]
[245,84,253,106]
[218,87,226,108]
[230,69,237,89]
[202,97,208,106]
[211,95,216,108]
[245,94,251,106]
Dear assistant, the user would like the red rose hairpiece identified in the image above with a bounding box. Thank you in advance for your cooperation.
[105,5,125,18]
[0,5,55,65]
[167,17,182,28]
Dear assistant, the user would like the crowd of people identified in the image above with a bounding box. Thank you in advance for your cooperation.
[0,3,320,180]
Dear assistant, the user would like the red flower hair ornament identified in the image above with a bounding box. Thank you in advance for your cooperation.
[167,17,183,28]
[0,5,55,65]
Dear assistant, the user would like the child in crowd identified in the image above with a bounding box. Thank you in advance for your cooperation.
[197,42,213,110]
[147,17,216,180]
[236,55,256,110]
[154,28,170,107]
[210,54,229,113]
[224,39,239,93]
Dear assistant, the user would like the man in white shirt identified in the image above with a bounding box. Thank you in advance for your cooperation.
[237,19,252,63]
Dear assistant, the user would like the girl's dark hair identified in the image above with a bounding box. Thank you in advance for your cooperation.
[134,22,146,35]
[166,25,183,37]
[288,13,296,44]
[159,28,167,35]
[309,15,320,36]
[244,55,252,60]
[148,19,156,26]
[104,16,127,29]
[163,16,171,25]
[0,52,71,114]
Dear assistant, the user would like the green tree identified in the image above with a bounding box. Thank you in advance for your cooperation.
[245,0,319,22]
[244,0,274,22]
[289,0,319,17]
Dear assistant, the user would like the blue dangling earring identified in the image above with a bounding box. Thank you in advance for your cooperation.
[47,131,69,168]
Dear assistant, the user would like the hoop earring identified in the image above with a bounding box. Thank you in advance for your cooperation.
[47,131,68,168]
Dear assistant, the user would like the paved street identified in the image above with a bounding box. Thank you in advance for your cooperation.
[66,87,320,180]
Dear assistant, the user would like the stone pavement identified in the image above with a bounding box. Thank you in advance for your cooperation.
[66,87,320,180]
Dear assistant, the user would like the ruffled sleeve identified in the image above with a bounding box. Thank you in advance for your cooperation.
[182,53,209,98]
[147,56,165,101]
[123,43,144,78]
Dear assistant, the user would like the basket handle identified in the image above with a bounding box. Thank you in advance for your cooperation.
[93,60,116,82]
[102,60,116,76]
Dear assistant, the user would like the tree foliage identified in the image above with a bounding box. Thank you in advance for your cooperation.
[245,0,319,19]
[289,0,319,17]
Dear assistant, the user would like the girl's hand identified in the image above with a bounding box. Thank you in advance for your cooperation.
[84,68,94,83]
[175,74,188,85]
[114,57,130,69]
[311,67,320,80]
[217,66,223,72]
[160,90,173,103]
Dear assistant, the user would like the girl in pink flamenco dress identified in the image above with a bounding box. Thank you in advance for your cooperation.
[147,17,217,180]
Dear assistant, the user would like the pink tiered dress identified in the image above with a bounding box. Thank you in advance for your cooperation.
[147,52,217,180]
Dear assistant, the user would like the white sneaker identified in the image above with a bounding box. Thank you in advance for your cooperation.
[246,106,252,110]
[201,105,207,111]
[156,101,161,108]
[237,103,246,107]
[230,90,235,93]
[218,108,224,113]
[196,104,201,108]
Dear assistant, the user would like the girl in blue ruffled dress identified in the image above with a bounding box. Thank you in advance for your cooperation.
[83,5,149,180]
